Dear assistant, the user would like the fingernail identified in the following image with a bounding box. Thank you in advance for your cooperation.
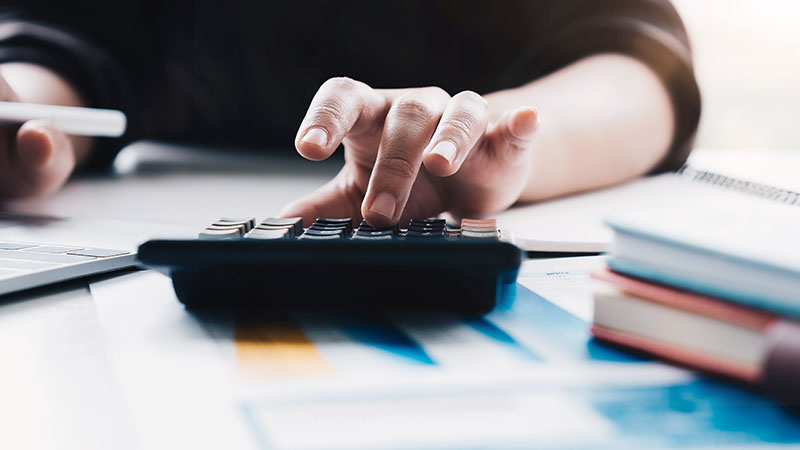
[369,192,397,219]
[300,128,328,147]
[430,141,457,164]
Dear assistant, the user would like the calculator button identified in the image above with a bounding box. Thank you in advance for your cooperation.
[461,218,497,229]
[315,218,353,233]
[304,228,345,238]
[298,234,341,240]
[244,229,289,240]
[206,224,246,235]
[406,230,445,238]
[255,224,298,237]
[355,229,394,237]
[199,228,242,239]
[461,229,499,239]
[215,217,255,232]
[352,234,393,240]
[408,225,441,233]
[262,217,303,236]
[410,218,446,227]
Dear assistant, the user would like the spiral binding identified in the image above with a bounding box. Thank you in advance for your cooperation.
[678,164,800,206]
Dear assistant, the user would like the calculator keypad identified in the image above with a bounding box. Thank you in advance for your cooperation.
[199,217,502,241]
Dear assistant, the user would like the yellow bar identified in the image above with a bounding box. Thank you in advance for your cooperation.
[235,312,333,379]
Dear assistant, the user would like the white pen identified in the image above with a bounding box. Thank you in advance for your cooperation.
[0,101,127,137]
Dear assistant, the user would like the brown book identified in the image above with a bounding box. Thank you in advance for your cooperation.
[591,268,800,405]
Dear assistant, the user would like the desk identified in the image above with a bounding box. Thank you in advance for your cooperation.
[1,144,799,450]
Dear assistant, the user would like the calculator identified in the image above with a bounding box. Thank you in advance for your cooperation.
[137,217,523,315]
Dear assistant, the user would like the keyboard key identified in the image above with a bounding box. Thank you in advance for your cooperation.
[261,217,303,236]
[68,248,130,258]
[0,258,60,271]
[199,228,242,240]
[215,217,255,232]
[24,245,84,254]
[244,229,289,240]
[0,249,93,264]
[0,242,36,250]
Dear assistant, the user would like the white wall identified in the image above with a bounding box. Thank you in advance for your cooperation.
[672,0,800,150]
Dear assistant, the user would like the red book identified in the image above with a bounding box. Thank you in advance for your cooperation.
[591,268,800,404]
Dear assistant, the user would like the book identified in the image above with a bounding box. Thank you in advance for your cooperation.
[591,268,800,404]
[603,166,800,317]
[498,163,800,254]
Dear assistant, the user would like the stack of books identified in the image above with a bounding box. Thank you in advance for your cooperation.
[591,177,800,404]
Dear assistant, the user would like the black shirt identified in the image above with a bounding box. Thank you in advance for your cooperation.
[0,0,700,171]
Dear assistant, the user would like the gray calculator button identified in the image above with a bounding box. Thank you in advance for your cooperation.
[215,217,255,232]
[244,229,288,240]
[68,248,130,258]
[199,228,241,240]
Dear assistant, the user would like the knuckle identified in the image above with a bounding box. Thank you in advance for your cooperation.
[445,112,480,141]
[456,90,488,108]
[322,76,360,94]
[421,86,450,100]
[308,98,348,124]
[392,96,440,121]
[378,154,417,180]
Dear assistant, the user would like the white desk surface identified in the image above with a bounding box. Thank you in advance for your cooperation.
[1,145,799,450]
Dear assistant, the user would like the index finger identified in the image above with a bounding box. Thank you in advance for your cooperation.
[295,77,388,161]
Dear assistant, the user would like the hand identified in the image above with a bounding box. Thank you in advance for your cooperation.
[0,71,78,199]
[280,77,538,228]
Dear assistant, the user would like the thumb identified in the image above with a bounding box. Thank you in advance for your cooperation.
[486,107,539,155]
[1,120,75,198]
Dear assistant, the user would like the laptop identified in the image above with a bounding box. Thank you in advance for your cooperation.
[0,212,194,296]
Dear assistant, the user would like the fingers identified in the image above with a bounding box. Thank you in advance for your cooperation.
[487,107,539,155]
[361,87,450,227]
[295,77,388,161]
[278,168,364,227]
[0,120,75,198]
[422,90,488,177]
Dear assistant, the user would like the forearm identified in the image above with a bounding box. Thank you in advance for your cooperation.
[485,53,674,202]
[0,62,93,164]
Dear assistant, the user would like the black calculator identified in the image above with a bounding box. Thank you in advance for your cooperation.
[137,217,523,316]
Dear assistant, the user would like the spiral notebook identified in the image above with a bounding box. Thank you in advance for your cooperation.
[604,164,800,317]
[499,164,800,253]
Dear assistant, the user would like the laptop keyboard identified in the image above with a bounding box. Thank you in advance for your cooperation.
[0,242,134,295]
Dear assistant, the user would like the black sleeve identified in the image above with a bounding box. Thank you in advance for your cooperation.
[0,0,142,170]
[500,0,701,173]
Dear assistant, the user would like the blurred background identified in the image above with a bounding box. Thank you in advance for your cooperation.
[673,0,800,151]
